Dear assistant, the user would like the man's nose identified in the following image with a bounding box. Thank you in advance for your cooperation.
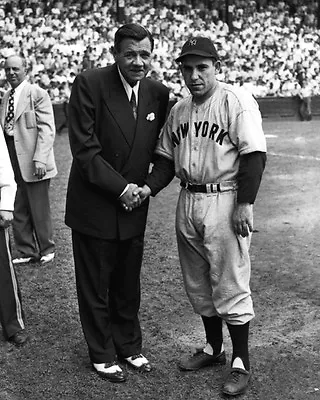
[133,55,144,65]
[191,69,199,80]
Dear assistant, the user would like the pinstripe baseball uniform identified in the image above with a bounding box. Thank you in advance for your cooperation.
[0,127,25,339]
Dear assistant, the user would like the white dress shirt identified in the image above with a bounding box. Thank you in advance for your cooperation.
[6,79,28,116]
[117,67,140,198]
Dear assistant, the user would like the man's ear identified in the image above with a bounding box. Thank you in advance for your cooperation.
[214,60,221,73]
[111,46,117,60]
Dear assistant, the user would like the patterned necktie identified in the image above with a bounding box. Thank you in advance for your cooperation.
[130,90,137,120]
[4,89,15,135]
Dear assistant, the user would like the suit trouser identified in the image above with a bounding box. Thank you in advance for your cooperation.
[0,228,25,338]
[72,230,144,364]
[5,137,55,258]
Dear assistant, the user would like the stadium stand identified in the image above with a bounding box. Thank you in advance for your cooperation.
[0,0,319,119]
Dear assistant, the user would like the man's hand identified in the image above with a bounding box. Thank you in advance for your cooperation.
[133,185,151,203]
[0,210,14,229]
[120,183,141,211]
[232,203,253,237]
[34,161,47,180]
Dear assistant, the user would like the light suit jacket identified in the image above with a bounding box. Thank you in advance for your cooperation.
[0,82,57,182]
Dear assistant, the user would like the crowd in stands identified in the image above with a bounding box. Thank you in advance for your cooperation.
[0,0,319,103]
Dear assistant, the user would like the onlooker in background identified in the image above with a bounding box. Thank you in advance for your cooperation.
[0,124,29,346]
[65,23,170,383]
[298,78,313,121]
[0,55,57,265]
[56,82,71,134]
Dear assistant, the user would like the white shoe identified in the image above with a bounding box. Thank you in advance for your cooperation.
[40,253,55,264]
[93,363,122,374]
[12,257,32,265]
[124,354,152,372]
[92,362,126,382]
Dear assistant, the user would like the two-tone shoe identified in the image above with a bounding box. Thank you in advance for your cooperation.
[92,362,126,382]
[124,354,152,372]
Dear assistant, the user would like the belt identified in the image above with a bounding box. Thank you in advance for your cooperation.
[180,181,237,193]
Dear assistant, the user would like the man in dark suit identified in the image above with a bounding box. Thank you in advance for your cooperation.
[65,23,170,383]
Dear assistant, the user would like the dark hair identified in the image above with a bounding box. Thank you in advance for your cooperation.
[114,23,154,53]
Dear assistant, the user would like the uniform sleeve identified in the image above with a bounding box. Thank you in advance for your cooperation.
[154,109,175,161]
[145,155,175,196]
[145,110,176,195]
[228,89,267,155]
[0,129,17,211]
[237,151,266,204]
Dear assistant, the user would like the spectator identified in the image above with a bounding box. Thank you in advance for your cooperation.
[0,0,319,101]
[298,78,313,120]
[0,54,57,265]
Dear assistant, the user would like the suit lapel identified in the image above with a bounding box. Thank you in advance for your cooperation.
[15,83,31,121]
[0,91,9,127]
[121,79,160,176]
[101,66,136,147]
[135,79,157,137]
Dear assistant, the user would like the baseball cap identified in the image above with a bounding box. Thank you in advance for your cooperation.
[176,37,219,62]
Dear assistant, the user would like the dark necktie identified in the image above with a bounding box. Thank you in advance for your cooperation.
[130,90,137,120]
[4,89,15,135]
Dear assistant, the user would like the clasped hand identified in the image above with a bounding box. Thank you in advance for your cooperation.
[120,183,151,212]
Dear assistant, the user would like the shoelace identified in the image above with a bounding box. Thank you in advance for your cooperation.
[131,354,143,361]
[104,361,117,368]
[229,370,242,382]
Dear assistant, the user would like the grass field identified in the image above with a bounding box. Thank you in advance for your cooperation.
[1,119,320,400]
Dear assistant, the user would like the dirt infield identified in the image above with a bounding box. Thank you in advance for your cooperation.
[0,119,319,400]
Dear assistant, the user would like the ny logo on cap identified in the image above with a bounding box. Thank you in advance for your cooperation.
[189,39,197,46]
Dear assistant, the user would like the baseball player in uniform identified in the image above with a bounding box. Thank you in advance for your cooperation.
[0,126,29,346]
[135,37,267,396]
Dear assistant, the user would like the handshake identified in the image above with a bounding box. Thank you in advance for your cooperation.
[119,183,152,212]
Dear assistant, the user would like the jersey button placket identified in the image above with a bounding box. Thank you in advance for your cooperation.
[190,106,199,180]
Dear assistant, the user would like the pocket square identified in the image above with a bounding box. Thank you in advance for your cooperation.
[146,112,155,121]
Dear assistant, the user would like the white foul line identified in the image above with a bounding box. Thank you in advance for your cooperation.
[268,152,320,161]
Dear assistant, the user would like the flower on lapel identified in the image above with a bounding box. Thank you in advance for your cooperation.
[146,112,155,121]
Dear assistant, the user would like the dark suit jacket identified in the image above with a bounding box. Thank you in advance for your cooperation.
[65,64,169,240]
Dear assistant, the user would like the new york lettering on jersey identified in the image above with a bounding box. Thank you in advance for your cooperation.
[171,120,229,147]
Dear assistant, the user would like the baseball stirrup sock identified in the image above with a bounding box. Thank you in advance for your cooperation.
[227,321,250,371]
[201,315,223,355]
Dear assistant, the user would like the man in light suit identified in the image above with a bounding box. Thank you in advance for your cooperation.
[0,125,29,346]
[65,23,172,382]
[0,55,57,265]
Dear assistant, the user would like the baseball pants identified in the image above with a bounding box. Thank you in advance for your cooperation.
[0,228,25,338]
[175,188,254,325]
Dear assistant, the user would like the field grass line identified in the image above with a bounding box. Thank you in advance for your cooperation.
[268,151,320,161]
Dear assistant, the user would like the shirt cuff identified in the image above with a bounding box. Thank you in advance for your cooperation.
[119,184,129,199]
